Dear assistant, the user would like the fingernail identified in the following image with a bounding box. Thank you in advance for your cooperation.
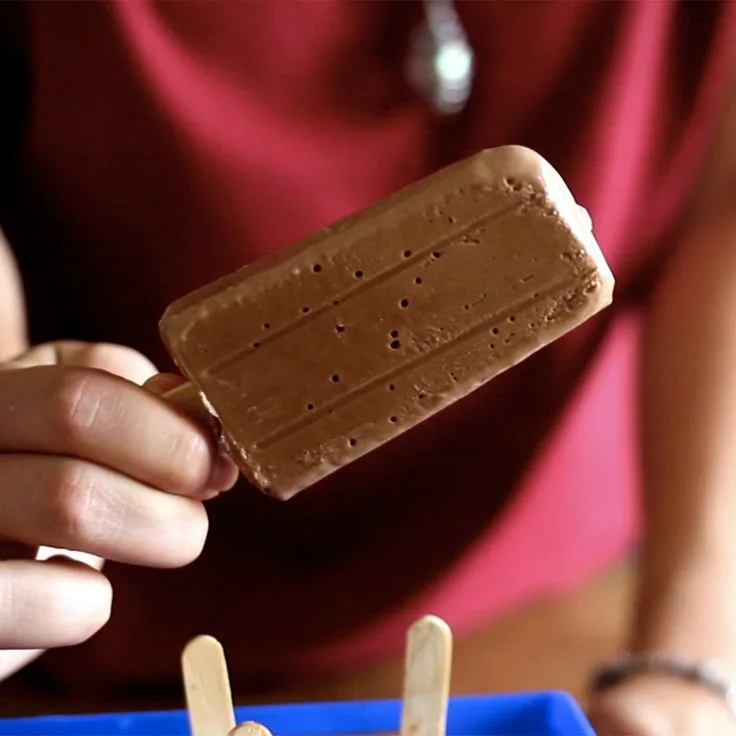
[207,451,239,492]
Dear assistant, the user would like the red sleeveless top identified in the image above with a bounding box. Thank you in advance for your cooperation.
[1,0,734,688]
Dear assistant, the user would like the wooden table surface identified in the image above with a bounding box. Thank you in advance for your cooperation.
[0,562,634,718]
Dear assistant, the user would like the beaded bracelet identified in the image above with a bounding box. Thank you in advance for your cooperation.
[591,653,736,714]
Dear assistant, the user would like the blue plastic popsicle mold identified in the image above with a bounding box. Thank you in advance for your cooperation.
[0,692,595,735]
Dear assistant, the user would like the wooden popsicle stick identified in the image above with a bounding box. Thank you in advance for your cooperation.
[399,615,453,736]
[161,382,222,435]
[161,381,204,411]
[228,722,274,736]
[182,635,237,736]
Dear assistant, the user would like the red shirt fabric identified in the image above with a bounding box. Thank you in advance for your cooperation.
[1,1,735,688]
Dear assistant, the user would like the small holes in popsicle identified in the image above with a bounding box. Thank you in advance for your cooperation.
[492,327,499,335]
[400,298,410,308]
[335,323,346,333]
[418,392,426,400]
[508,315,516,323]
[348,438,357,447]
[389,416,398,424]
[306,403,315,411]
[302,306,310,314]
[447,215,456,224]
[388,384,396,391]
[403,249,412,258]
[312,264,322,273]
[354,270,364,279]
[330,374,340,383]
[390,330,399,338]
[414,277,423,285]
[252,341,261,348]
[262,323,270,330]
[390,339,401,350]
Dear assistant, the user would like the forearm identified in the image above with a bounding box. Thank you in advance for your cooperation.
[633,210,736,668]
[0,227,27,360]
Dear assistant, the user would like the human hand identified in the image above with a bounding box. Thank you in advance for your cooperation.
[588,673,736,735]
[0,341,238,653]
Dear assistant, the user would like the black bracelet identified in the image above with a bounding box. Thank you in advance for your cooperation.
[591,653,736,714]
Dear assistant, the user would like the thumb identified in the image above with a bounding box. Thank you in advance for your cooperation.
[1,341,158,385]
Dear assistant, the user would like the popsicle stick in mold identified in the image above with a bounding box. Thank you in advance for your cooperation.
[182,635,237,736]
[229,722,274,736]
[399,615,453,736]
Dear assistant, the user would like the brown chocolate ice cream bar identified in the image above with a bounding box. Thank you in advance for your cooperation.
[160,145,614,500]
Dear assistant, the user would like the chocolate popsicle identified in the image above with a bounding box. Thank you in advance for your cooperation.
[160,145,614,500]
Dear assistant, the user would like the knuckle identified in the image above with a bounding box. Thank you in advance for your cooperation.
[45,461,99,542]
[49,369,107,445]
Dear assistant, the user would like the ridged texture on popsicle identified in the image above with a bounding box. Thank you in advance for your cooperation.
[160,146,614,499]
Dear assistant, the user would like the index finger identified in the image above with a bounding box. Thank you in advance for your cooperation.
[0,365,237,496]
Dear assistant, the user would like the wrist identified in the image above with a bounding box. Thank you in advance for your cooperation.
[631,553,736,670]
[591,652,736,713]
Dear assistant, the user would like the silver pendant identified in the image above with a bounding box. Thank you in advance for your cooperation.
[407,0,475,116]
